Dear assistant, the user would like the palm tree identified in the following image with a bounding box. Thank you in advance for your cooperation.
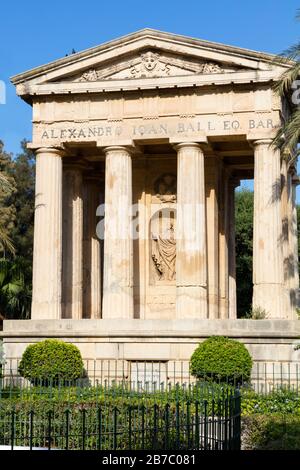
[0,257,31,319]
[0,172,15,255]
[273,10,300,164]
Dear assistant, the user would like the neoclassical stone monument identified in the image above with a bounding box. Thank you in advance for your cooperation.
[3,29,300,373]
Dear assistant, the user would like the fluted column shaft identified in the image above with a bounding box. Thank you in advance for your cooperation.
[228,178,239,319]
[83,180,102,319]
[62,167,83,319]
[31,147,63,319]
[176,142,207,318]
[219,169,229,318]
[289,176,300,291]
[253,139,284,317]
[102,146,133,318]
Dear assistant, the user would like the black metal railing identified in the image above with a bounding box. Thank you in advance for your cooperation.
[0,392,241,450]
[1,359,300,395]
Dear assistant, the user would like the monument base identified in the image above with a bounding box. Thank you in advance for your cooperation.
[2,319,300,372]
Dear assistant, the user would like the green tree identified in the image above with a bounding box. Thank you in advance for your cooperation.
[0,257,31,319]
[9,140,35,260]
[0,141,16,255]
[272,9,300,162]
[235,189,253,317]
[297,205,300,272]
[0,140,35,319]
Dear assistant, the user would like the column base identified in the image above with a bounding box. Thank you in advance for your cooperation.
[31,302,61,320]
[253,284,285,319]
[283,287,300,319]
[102,287,134,319]
[176,286,207,319]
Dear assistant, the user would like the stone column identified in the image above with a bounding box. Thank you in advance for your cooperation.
[281,158,292,317]
[31,147,63,320]
[219,168,229,319]
[252,139,284,318]
[288,173,300,313]
[62,166,83,319]
[83,179,102,319]
[228,177,239,319]
[175,142,207,318]
[205,156,220,319]
[102,146,133,318]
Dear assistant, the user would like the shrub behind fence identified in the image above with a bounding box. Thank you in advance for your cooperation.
[0,392,241,450]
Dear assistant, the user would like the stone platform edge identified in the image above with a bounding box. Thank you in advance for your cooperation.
[1,319,300,339]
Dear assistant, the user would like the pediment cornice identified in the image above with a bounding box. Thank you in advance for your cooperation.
[11,28,291,100]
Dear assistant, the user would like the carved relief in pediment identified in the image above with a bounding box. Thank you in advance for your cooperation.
[75,50,225,82]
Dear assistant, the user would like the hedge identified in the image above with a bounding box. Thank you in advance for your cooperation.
[190,336,253,384]
[18,339,84,383]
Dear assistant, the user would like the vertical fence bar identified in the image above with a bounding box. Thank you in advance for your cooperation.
[186,401,191,449]
[164,403,170,450]
[235,391,241,450]
[223,397,228,450]
[195,401,199,451]
[113,407,118,450]
[141,405,145,450]
[203,400,208,450]
[211,398,216,450]
[29,410,34,450]
[152,404,158,450]
[81,409,86,450]
[65,409,70,450]
[128,406,132,450]
[175,401,180,450]
[10,408,15,450]
[97,408,102,450]
[47,410,52,450]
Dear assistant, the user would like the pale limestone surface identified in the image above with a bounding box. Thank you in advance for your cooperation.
[3,29,300,366]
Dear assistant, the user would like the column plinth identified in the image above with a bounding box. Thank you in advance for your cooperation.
[102,146,134,318]
[31,147,63,320]
[175,142,208,318]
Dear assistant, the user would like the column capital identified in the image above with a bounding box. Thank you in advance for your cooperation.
[251,138,273,147]
[173,142,204,151]
[103,145,133,155]
[170,133,208,148]
[35,146,66,157]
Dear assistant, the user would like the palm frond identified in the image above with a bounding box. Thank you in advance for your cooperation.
[273,62,300,96]
[272,107,300,159]
[0,172,13,193]
[0,225,15,255]
[282,41,300,60]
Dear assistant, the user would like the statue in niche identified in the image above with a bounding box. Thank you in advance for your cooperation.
[151,223,176,281]
[154,173,177,203]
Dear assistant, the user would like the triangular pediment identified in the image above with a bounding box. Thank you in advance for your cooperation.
[11,29,291,98]
[68,49,240,83]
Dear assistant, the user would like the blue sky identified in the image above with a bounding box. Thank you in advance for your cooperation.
[1,0,300,196]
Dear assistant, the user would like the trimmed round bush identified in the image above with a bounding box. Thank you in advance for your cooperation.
[18,339,84,383]
[190,336,252,384]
